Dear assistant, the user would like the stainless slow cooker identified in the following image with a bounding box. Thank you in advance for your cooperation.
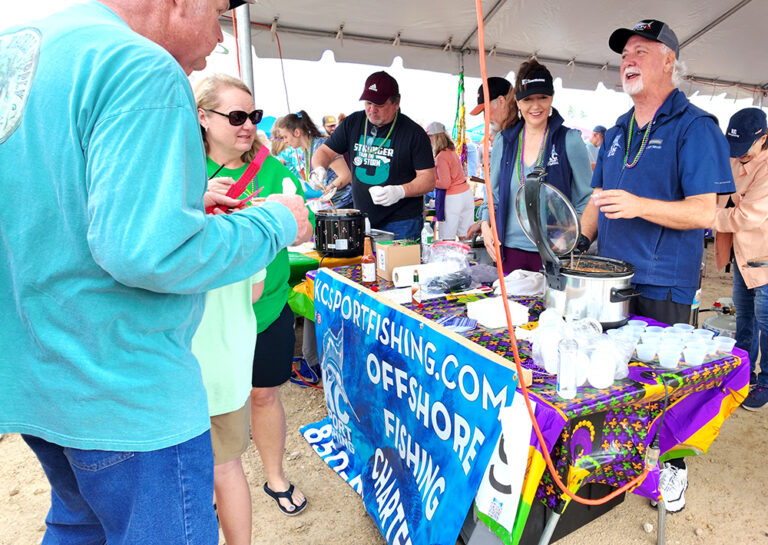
[515,168,638,328]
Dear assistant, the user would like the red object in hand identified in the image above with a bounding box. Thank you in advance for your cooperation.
[205,147,269,214]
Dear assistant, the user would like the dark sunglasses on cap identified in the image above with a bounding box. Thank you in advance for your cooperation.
[205,108,263,126]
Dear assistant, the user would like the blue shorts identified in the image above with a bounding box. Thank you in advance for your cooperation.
[23,431,218,545]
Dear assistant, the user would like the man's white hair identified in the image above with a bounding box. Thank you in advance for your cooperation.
[659,43,687,87]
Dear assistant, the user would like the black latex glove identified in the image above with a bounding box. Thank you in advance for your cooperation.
[575,234,592,254]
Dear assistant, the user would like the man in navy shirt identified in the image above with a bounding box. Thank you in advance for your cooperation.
[578,19,734,514]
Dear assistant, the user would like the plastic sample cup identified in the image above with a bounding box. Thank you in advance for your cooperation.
[645,325,665,335]
[715,336,737,353]
[692,328,715,341]
[672,323,694,333]
[703,339,718,357]
[640,332,662,345]
[627,319,648,329]
[683,344,707,366]
[658,348,681,369]
[636,341,660,363]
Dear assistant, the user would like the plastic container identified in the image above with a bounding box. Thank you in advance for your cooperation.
[640,331,662,345]
[692,328,715,341]
[703,339,718,357]
[658,348,681,369]
[683,344,707,366]
[645,325,665,335]
[636,341,660,363]
[715,336,737,352]
[672,323,695,333]
[627,319,648,329]
[557,337,579,399]
[588,342,617,389]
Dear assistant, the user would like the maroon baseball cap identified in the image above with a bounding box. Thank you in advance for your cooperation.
[359,71,400,105]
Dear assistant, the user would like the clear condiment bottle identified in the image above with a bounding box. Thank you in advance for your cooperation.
[556,332,579,400]
[361,237,376,286]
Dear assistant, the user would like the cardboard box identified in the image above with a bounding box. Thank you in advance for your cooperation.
[376,240,420,281]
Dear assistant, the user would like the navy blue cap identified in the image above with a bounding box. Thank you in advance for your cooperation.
[726,108,767,158]
[609,19,679,58]
[593,125,607,134]
[515,67,554,101]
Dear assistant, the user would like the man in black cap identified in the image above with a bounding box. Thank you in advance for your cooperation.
[312,71,435,239]
[0,1,316,543]
[578,19,734,514]
[470,76,513,132]
[714,108,768,410]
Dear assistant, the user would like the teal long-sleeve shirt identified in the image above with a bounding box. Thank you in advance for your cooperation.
[0,2,297,451]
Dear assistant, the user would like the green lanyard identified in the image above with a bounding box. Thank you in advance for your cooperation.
[362,111,398,154]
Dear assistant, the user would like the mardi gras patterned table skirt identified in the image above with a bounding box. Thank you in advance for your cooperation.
[328,265,749,512]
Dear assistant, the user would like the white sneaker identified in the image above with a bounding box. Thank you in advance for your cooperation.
[653,462,687,513]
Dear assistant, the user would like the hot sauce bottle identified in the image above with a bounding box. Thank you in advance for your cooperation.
[361,237,376,286]
[411,270,422,308]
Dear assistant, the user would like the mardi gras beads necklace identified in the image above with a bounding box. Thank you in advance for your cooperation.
[624,111,655,169]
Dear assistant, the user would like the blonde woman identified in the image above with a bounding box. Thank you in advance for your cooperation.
[425,122,475,240]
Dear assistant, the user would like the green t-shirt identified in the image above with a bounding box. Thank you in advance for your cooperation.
[192,270,266,416]
[205,154,315,332]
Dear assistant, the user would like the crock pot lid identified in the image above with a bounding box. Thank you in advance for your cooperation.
[514,181,580,257]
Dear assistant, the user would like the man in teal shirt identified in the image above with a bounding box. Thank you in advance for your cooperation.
[0,1,310,543]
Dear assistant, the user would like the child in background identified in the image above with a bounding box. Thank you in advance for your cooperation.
[192,270,266,545]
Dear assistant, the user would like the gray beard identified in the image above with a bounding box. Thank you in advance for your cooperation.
[622,76,644,96]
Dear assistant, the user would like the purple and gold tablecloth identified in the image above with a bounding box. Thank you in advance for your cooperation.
[326,265,749,536]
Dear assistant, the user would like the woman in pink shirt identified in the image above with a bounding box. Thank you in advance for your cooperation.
[426,122,475,240]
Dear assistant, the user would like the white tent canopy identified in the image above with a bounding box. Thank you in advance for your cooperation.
[236,0,767,105]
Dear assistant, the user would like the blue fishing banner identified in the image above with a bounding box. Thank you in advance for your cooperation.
[302,269,520,545]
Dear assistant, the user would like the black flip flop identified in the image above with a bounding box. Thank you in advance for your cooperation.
[263,482,308,516]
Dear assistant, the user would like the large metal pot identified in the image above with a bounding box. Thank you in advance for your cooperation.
[515,168,638,328]
[544,255,637,329]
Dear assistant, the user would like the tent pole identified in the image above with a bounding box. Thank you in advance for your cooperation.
[235,3,254,94]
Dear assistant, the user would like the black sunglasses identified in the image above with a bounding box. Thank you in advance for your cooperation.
[205,108,263,126]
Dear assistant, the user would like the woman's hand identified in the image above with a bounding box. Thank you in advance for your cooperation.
[204,191,241,214]
[207,176,236,195]
[480,221,497,262]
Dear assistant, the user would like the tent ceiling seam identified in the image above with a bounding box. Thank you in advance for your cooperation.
[459,0,509,51]
[679,0,752,50]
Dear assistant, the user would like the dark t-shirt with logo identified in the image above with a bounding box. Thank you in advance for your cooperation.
[325,110,434,228]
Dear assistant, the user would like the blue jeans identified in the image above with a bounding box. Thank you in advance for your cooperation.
[379,216,422,240]
[23,431,218,545]
[732,263,768,387]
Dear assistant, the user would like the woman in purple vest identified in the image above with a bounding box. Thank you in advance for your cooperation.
[479,59,593,273]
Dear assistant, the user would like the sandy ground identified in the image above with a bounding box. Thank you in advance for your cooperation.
[2,244,767,545]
